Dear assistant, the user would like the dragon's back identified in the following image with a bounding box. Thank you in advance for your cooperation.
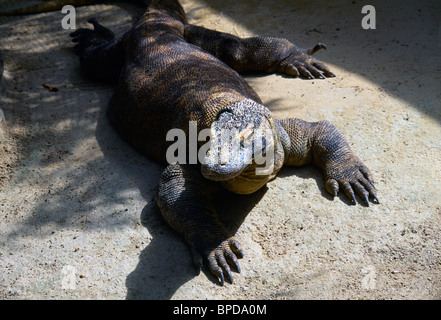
[108,8,260,164]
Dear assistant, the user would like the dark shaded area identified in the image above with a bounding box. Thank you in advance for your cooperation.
[125,186,266,299]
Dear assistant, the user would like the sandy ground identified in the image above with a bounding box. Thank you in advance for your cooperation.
[0,0,440,300]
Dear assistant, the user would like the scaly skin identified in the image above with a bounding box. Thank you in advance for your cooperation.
[184,24,335,79]
[60,0,377,284]
[157,163,244,284]
[278,118,379,205]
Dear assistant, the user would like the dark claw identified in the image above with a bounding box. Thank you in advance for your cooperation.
[226,251,241,273]
[287,65,300,77]
[372,193,380,204]
[225,269,234,284]
[87,17,98,25]
[307,43,327,55]
[230,239,244,258]
[306,64,325,79]
[351,194,357,205]
[219,273,224,286]
[364,194,370,207]
[313,61,336,77]
[297,65,313,79]
[326,179,339,197]
[192,250,203,275]
[233,259,241,273]
[216,252,233,283]
[230,256,241,273]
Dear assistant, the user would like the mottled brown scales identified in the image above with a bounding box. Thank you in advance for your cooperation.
[6,0,379,285]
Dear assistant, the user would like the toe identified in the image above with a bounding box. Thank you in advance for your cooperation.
[341,181,356,204]
[325,178,339,197]
[358,175,379,204]
[216,251,234,283]
[225,249,241,273]
[284,64,300,77]
[207,253,225,285]
[312,61,336,77]
[306,64,325,78]
[191,247,203,275]
[297,65,314,79]
[352,180,370,206]
[229,238,244,258]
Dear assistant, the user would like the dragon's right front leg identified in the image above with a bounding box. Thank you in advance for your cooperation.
[184,24,335,79]
[157,163,244,285]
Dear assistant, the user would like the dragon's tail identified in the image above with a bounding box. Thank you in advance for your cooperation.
[0,0,156,16]
[0,0,99,16]
[0,0,187,24]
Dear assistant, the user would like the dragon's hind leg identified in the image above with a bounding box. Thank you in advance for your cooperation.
[69,18,125,83]
[71,18,115,53]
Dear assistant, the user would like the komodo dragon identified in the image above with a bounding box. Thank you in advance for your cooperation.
[3,0,379,285]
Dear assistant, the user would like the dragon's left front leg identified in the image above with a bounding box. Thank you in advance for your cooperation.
[278,118,379,205]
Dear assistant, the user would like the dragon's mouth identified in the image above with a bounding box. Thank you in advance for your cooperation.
[201,102,278,182]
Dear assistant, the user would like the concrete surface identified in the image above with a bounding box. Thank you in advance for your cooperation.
[0,0,440,299]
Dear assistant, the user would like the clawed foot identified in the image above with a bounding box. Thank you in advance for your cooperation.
[69,18,115,55]
[324,155,379,206]
[279,42,336,79]
[188,233,244,285]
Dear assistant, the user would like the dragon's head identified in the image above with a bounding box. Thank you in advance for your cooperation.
[201,99,285,194]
